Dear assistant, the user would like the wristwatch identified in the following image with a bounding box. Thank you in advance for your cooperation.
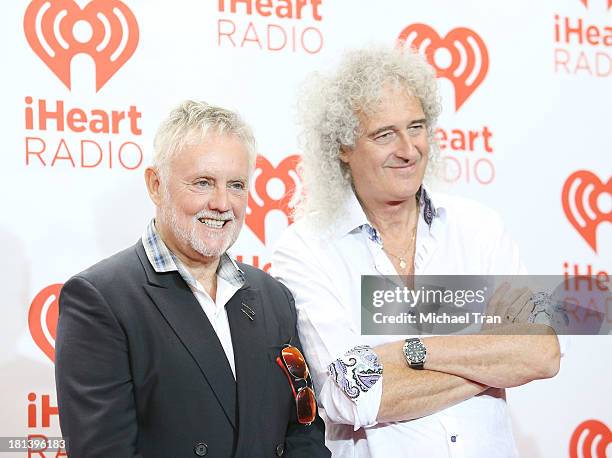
[403,338,426,369]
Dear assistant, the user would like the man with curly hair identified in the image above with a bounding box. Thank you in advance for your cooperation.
[272,47,562,457]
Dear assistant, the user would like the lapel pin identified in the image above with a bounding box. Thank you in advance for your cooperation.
[241,302,255,321]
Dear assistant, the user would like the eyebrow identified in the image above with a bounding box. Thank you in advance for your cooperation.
[367,119,427,137]
[189,174,248,182]
[367,125,396,137]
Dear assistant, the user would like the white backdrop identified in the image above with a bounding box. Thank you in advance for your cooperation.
[1,0,610,456]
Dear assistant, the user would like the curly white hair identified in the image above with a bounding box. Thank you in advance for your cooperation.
[295,46,442,225]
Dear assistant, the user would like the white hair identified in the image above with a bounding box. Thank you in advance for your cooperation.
[295,46,442,225]
[152,100,257,181]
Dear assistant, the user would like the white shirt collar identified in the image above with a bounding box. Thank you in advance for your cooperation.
[332,186,443,240]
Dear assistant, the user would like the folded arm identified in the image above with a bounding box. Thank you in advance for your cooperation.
[375,325,560,422]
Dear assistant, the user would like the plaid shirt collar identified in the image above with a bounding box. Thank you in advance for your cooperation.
[141,219,245,290]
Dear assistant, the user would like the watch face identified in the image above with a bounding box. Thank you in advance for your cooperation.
[405,340,426,364]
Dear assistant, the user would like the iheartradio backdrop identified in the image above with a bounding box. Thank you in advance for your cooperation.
[2,0,611,456]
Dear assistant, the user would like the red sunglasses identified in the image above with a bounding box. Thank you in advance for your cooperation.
[276,345,317,425]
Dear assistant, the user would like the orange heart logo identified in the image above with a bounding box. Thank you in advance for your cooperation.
[579,0,612,10]
[246,155,300,245]
[24,0,139,91]
[569,419,611,458]
[397,24,489,111]
[28,283,63,363]
[562,171,612,253]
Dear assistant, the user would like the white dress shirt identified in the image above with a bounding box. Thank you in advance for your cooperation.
[187,275,241,378]
[271,188,527,458]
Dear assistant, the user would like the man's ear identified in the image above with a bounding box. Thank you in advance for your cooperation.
[144,167,163,207]
[339,145,351,164]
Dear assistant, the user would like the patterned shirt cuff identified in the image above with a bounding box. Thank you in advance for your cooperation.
[327,345,383,403]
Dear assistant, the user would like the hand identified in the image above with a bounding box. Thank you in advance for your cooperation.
[483,282,535,329]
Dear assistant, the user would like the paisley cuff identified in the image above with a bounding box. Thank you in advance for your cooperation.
[328,345,383,403]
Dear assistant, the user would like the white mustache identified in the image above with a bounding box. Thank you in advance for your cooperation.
[195,209,235,221]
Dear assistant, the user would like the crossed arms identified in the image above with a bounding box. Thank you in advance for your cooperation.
[272,230,561,427]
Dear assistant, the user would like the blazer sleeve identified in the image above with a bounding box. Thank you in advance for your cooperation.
[278,282,331,458]
[55,275,139,458]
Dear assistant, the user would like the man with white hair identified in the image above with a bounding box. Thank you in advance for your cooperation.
[55,100,330,458]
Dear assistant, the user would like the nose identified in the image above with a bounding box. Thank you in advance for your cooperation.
[395,132,420,160]
[208,185,231,212]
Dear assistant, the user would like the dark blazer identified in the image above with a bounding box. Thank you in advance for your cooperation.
[55,241,329,458]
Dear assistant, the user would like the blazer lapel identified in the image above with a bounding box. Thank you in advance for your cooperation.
[137,244,238,429]
[226,281,269,454]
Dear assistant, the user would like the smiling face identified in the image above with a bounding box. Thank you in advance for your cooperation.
[153,133,251,261]
[340,85,429,207]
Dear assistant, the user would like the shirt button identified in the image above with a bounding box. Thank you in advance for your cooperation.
[451,435,457,443]
[194,442,208,456]
[275,443,285,456]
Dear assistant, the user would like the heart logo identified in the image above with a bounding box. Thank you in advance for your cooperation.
[397,24,489,111]
[569,419,611,458]
[246,155,301,244]
[28,283,63,363]
[562,171,612,253]
[24,0,139,91]
[580,0,612,10]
